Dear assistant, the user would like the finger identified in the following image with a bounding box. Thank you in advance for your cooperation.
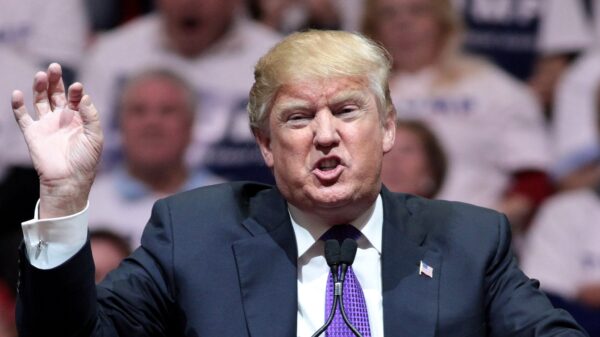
[33,71,51,118]
[79,95,101,131]
[67,82,84,111]
[11,90,34,130]
[47,63,67,110]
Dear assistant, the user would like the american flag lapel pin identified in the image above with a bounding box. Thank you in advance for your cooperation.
[419,260,434,278]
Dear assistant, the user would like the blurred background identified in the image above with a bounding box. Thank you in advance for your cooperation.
[1,0,600,335]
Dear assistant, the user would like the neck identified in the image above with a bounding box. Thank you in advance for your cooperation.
[127,163,188,195]
[393,46,441,74]
[289,196,378,236]
[162,19,234,59]
[395,56,436,74]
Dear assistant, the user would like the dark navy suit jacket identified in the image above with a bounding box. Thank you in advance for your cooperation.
[17,182,587,336]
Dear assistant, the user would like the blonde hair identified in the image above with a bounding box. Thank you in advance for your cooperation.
[247,30,394,132]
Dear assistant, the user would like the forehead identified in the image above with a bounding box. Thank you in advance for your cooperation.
[157,0,236,13]
[376,0,432,7]
[272,76,374,109]
[124,77,186,101]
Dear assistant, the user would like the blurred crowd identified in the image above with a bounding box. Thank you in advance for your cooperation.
[1,0,600,335]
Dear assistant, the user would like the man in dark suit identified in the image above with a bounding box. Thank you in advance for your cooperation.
[11,31,587,336]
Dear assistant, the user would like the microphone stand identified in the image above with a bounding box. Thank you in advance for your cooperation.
[311,240,341,337]
[337,238,362,337]
[312,238,363,337]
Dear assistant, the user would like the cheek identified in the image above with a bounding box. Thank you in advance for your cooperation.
[161,116,188,133]
[419,20,442,43]
[352,139,384,176]
[273,145,303,171]
[377,23,397,42]
[402,154,430,181]
[121,125,145,143]
[271,130,312,162]
[120,116,138,133]
[173,120,191,135]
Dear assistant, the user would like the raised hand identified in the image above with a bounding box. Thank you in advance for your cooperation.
[11,63,103,218]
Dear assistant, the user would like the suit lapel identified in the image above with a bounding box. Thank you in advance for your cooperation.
[232,187,298,337]
[381,188,440,337]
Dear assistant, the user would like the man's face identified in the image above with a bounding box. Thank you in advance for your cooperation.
[372,0,442,70]
[157,0,238,57]
[256,77,396,223]
[120,77,193,171]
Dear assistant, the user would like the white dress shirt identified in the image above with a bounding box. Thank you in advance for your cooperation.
[22,195,384,336]
[290,195,384,337]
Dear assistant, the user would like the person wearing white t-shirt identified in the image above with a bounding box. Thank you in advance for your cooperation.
[0,0,87,73]
[363,0,554,231]
[521,186,600,336]
[79,0,281,183]
[522,188,600,302]
[88,69,224,249]
[452,0,593,116]
[552,49,600,189]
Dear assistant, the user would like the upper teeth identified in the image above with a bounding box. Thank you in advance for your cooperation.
[319,159,338,170]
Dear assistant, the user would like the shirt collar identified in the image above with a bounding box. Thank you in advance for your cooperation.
[114,166,151,200]
[289,194,384,259]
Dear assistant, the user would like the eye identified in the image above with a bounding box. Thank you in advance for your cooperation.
[160,106,178,117]
[125,105,146,118]
[288,113,309,121]
[284,112,313,127]
[336,105,359,116]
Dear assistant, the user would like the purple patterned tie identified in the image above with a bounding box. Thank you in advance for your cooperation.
[322,225,372,337]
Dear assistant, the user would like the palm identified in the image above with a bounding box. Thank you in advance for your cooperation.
[24,105,101,184]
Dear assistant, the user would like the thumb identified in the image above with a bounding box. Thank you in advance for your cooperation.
[11,90,34,130]
[79,95,103,141]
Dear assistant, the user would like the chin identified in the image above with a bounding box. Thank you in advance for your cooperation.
[307,185,357,208]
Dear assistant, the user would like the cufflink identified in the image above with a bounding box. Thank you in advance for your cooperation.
[34,240,47,259]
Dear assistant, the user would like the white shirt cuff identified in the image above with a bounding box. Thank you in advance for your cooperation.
[21,200,89,270]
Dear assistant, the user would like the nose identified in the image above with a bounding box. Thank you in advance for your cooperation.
[313,110,340,149]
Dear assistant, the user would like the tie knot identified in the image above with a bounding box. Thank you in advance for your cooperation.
[321,224,361,242]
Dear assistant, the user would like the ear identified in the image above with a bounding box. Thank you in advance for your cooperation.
[254,129,274,168]
[382,109,396,153]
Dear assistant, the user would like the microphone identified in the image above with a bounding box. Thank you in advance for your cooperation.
[338,238,363,337]
[311,240,341,337]
[324,239,341,270]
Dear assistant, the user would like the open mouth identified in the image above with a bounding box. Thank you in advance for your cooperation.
[180,17,200,30]
[312,157,344,183]
[318,157,340,171]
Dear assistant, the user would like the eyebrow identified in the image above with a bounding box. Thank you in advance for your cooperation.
[328,90,370,106]
[273,97,314,114]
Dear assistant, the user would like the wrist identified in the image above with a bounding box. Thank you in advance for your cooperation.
[39,177,93,218]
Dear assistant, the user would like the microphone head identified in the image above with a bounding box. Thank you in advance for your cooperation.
[340,238,358,265]
[324,239,341,267]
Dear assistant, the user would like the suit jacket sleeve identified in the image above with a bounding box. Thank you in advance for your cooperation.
[17,198,178,337]
[484,214,588,337]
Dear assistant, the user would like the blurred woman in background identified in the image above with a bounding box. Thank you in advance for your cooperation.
[364,0,554,231]
[382,120,446,199]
